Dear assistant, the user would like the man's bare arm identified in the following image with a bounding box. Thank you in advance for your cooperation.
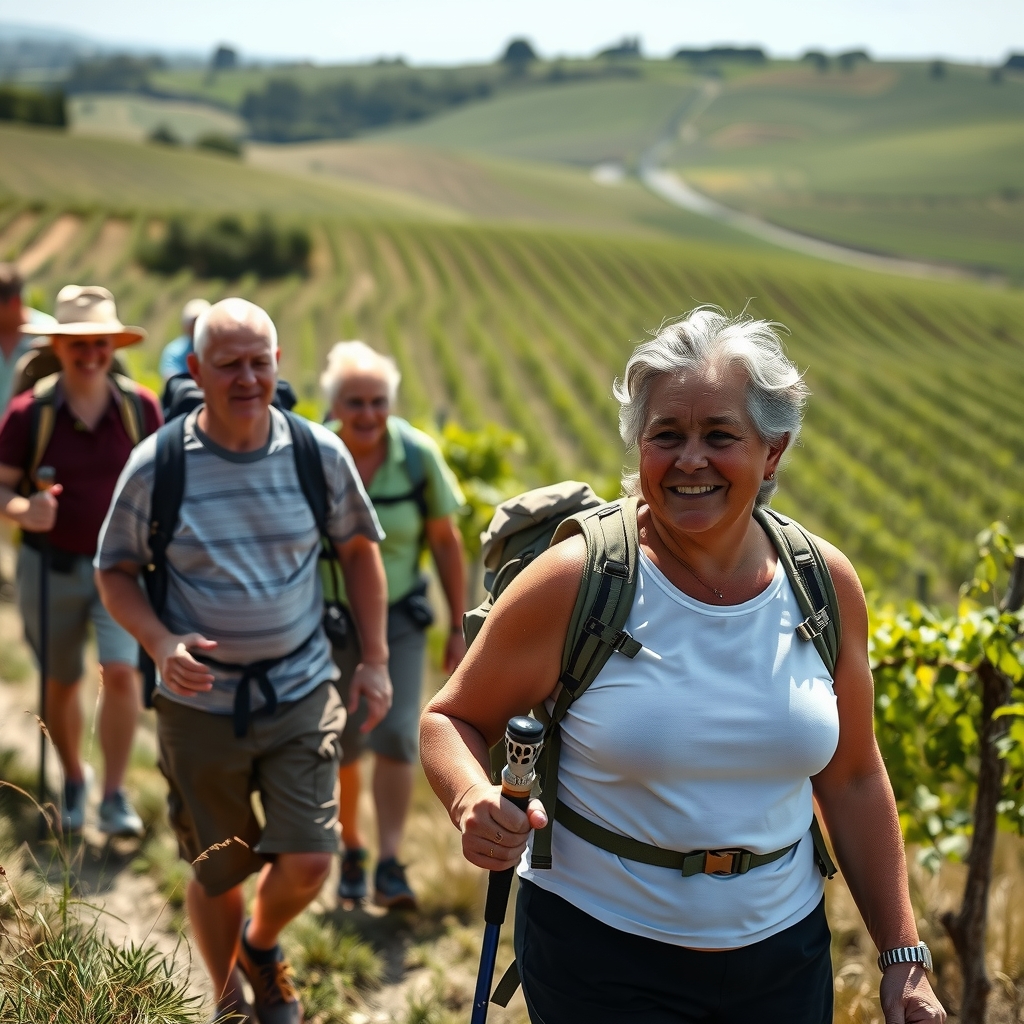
[96,563,216,695]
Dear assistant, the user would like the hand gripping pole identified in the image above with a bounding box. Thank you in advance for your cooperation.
[470,716,544,1024]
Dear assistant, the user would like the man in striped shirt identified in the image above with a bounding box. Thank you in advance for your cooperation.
[96,298,390,1024]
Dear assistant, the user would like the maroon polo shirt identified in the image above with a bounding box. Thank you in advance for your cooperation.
[0,381,162,555]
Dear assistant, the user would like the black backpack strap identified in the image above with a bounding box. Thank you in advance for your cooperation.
[287,412,343,597]
[754,506,841,676]
[371,420,430,541]
[531,496,641,870]
[140,417,187,707]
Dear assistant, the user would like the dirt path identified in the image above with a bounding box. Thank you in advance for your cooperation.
[0,601,527,1023]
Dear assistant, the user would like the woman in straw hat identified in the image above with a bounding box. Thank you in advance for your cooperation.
[0,285,162,836]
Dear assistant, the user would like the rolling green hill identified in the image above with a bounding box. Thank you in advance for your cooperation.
[4,201,1022,599]
[668,62,1024,276]
[0,123,456,219]
[379,75,696,165]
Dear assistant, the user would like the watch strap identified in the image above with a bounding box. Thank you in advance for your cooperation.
[877,943,933,972]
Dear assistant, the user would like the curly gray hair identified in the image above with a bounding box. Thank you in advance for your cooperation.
[614,306,809,505]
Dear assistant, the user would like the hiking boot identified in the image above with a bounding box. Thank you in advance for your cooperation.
[210,967,256,1023]
[337,847,367,902]
[237,922,302,1024]
[61,764,93,834]
[373,857,417,910]
[98,790,144,838]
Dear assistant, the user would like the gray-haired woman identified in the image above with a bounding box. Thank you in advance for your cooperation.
[421,308,944,1023]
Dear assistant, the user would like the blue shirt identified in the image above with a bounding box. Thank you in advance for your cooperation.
[159,334,192,381]
[0,308,57,414]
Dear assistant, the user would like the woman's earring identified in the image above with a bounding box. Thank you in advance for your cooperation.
[767,471,776,481]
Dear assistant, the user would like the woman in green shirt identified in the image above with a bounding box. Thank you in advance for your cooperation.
[321,341,467,909]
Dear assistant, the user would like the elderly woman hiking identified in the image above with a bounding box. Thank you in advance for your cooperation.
[0,285,161,836]
[321,341,467,909]
[421,308,944,1024]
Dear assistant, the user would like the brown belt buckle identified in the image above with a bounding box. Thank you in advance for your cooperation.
[704,849,741,875]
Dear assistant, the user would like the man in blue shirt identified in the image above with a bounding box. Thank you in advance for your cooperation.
[0,263,57,414]
[158,297,211,381]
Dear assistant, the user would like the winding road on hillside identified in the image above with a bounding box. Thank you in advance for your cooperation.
[639,81,981,282]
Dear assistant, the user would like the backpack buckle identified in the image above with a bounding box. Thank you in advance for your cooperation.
[703,849,751,875]
[583,617,641,656]
[796,607,830,641]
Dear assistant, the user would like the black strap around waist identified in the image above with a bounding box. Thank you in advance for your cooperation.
[193,627,320,738]
[555,802,804,877]
[20,531,86,573]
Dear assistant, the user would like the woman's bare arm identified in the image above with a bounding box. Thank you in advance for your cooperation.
[813,540,944,1022]
[420,534,585,870]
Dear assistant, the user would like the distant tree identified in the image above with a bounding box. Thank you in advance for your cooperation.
[1004,54,1024,71]
[211,45,238,71]
[674,46,765,64]
[195,132,242,157]
[0,86,66,127]
[148,123,180,145]
[802,50,829,71]
[598,37,642,59]
[137,215,310,279]
[838,49,870,70]
[501,38,537,69]
[930,59,946,79]
[65,54,163,93]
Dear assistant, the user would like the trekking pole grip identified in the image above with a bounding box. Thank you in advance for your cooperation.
[483,716,544,925]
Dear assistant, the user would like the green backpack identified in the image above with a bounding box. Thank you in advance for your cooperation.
[465,487,844,1006]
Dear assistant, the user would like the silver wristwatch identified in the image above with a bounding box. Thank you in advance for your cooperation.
[877,942,933,973]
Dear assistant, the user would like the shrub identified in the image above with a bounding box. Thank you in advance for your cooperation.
[148,123,180,146]
[0,87,65,128]
[195,132,242,157]
[137,215,311,279]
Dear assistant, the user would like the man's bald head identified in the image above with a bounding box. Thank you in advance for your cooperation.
[193,297,278,360]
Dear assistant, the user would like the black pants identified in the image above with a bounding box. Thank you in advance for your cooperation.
[514,880,833,1024]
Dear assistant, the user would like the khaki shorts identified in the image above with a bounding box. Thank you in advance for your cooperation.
[155,680,346,896]
[333,604,427,766]
[17,544,139,683]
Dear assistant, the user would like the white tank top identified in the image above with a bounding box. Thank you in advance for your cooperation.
[519,547,840,948]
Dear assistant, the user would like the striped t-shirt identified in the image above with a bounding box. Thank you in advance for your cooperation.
[95,407,383,715]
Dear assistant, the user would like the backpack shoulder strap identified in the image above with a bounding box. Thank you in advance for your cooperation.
[288,412,345,603]
[393,418,429,523]
[23,373,61,494]
[140,416,187,707]
[111,373,146,445]
[532,495,641,869]
[286,412,330,541]
[754,506,841,676]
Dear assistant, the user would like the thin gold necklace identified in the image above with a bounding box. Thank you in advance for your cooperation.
[674,554,725,600]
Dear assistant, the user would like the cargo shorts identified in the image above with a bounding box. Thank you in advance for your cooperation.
[155,680,346,896]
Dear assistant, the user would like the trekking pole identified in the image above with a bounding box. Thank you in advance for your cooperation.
[471,716,544,1024]
[35,465,55,840]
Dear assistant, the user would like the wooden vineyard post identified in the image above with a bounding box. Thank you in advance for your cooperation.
[941,545,1024,1024]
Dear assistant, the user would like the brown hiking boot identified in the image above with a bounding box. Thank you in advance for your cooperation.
[237,924,302,1024]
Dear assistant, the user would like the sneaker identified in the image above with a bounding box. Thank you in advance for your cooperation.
[237,922,302,1024]
[373,857,417,911]
[98,790,144,838]
[337,848,367,902]
[210,966,256,1023]
[61,764,93,833]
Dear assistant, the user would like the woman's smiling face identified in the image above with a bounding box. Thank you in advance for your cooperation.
[638,361,786,539]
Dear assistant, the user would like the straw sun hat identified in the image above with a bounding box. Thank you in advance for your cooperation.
[22,285,146,348]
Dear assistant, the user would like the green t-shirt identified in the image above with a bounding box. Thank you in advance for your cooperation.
[323,416,465,605]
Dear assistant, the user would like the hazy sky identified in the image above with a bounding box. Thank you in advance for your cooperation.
[1,0,1021,65]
